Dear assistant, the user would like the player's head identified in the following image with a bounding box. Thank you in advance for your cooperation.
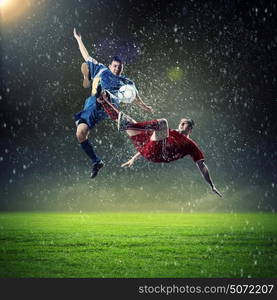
[178,117,195,135]
[109,56,123,76]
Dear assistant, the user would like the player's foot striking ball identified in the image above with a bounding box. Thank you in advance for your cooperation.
[117,111,135,131]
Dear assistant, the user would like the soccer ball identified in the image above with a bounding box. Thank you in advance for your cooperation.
[117,84,136,103]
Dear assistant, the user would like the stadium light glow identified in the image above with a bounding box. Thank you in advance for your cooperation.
[0,0,33,23]
[0,0,8,6]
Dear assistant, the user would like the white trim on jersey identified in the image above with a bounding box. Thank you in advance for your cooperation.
[94,67,107,79]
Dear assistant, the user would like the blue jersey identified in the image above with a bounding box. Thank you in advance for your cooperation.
[75,57,137,129]
[87,57,136,99]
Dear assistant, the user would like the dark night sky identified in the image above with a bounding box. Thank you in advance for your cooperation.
[0,0,276,212]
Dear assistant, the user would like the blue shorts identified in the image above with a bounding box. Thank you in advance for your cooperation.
[74,96,119,129]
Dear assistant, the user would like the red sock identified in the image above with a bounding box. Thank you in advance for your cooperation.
[101,99,119,120]
[127,120,160,131]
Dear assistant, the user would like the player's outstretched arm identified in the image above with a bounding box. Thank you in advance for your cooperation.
[121,152,141,167]
[133,94,153,113]
[196,160,223,197]
[73,28,97,63]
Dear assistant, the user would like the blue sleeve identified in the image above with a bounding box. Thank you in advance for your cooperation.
[87,59,106,79]
[123,77,134,85]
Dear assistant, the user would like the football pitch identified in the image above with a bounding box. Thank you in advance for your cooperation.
[0,212,276,278]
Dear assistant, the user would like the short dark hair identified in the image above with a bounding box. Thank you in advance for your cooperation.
[186,118,195,129]
[111,56,123,64]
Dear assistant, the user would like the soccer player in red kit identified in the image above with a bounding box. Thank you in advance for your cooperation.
[97,91,222,197]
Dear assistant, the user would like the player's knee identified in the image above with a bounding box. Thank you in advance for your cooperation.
[76,123,89,143]
[76,129,87,143]
[158,118,168,129]
[76,131,83,143]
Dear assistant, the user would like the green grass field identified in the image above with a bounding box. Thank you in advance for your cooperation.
[0,212,276,278]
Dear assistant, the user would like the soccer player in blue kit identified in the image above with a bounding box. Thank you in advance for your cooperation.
[73,28,153,178]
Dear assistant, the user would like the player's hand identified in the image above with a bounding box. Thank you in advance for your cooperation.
[211,186,223,197]
[121,158,135,168]
[73,28,81,40]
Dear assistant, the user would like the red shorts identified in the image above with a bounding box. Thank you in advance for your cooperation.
[130,130,205,163]
[130,132,178,163]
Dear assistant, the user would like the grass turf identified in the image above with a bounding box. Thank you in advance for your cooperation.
[0,212,276,278]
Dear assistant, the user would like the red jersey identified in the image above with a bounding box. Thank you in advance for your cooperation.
[130,129,204,163]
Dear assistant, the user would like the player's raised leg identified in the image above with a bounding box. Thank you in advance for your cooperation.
[118,111,169,140]
[97,90,169,139]
[123,118,169,140]
[96,90,136,124]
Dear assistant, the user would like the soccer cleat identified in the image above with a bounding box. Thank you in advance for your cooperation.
[81,62,91,88]
[117,112,133,131]
[90,160,104,178]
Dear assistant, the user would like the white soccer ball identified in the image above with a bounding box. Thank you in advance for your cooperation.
[117,84,136,103]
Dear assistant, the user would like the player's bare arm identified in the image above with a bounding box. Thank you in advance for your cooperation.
[133,93,153,113]
[73,28,97,63]
[196,160,222,197]
[121,152,141,167]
